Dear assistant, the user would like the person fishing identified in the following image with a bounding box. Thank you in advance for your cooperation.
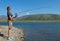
[7,6,17,40]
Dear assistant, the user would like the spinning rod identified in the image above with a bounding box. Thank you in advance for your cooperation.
[13,7,46,17]
[0,0,47,15]
[14,7,47,14]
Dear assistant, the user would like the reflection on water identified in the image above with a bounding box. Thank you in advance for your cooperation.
[0,22,60,41]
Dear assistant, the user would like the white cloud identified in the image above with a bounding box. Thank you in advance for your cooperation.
[26,12,30,15]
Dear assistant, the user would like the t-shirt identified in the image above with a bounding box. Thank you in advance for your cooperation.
[7,11,13,20]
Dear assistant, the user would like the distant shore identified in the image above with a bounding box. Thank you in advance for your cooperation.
[0,20,60,22]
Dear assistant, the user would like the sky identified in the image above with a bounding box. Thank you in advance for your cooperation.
[0,0,60,16]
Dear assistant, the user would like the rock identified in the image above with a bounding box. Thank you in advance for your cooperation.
[0,26,24,41]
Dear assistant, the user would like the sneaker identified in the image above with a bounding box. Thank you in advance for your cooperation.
[7,37,13,40]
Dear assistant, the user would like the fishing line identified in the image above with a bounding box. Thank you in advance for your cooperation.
[15,7,47,14]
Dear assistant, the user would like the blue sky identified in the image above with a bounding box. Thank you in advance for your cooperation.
[0,0,60,16]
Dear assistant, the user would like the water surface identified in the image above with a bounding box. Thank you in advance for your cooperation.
[0,22,60,41]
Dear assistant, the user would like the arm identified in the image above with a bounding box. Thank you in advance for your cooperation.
[12,15,15,18]
[9,15,15,19]
[9,15,13,20]
[9,13,17,19]
[11,13,17,18]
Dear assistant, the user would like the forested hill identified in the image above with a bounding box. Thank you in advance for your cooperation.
[17,14,60,20]
[0,14,60,20]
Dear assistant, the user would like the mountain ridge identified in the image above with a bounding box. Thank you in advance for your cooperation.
[17,14,60,20]
[0,14,60,20]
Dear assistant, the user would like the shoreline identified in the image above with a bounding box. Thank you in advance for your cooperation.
[0,26,24,41]
[0,20,60,22]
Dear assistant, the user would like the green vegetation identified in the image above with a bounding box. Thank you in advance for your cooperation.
[17,14,60,20]
[14,20,60,22]
[0,14,60,22]
[0,20,60,22]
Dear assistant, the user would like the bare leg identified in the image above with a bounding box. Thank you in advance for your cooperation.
[0,29,1,34]
[8,20,12,38]
[0,32,1,34]
[8,29,9,37]
[8,27,12,37]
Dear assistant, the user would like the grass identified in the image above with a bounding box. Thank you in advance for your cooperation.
[0,20,60,22]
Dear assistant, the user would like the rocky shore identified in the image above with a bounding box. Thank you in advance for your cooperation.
[0,26,24,41]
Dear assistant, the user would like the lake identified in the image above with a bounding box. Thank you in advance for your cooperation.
[0,22,60,41]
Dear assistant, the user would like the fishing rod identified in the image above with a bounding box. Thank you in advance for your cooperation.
[15,7,47,14]
[14,7,47,17]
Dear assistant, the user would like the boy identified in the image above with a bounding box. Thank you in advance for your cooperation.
[7,6,17,40]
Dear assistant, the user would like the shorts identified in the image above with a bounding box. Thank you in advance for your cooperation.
[8,20,12,27]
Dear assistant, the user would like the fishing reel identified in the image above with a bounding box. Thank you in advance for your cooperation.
[11,13,18,21]
[13,13,18,18]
